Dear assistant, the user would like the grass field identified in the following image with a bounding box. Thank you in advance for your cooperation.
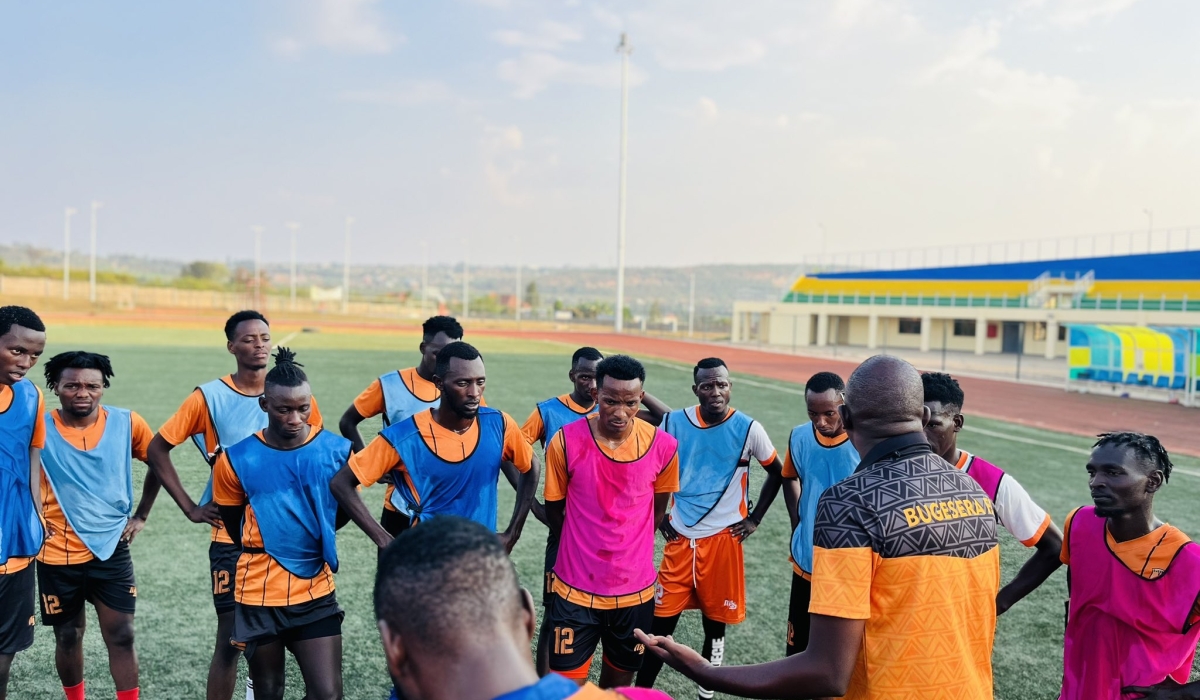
[9,321,1200,699]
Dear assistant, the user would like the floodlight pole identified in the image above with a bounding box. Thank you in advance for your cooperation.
[343,216,354,315]
[251,225,264,309]
[614,33,633,333]
[286,222,299,310]
[63,207,76,300]
[89,200,102,304]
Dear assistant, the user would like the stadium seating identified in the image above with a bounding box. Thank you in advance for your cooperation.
[1068,324,1196,392]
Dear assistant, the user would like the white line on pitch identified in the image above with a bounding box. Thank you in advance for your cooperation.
[275,331,301,346]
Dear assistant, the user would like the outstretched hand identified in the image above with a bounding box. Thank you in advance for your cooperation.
[634,629,711,681]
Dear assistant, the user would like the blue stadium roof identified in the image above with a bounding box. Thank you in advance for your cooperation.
[812,250,1200,281]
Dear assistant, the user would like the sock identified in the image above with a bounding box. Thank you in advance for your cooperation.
[64,682,85,700]
[245,677,255,700]
[116,688,139,700]
[697,636,725,700]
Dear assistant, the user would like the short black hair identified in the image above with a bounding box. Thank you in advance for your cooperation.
[693,357,727,383]
[0,306,45,338]
[375,516,521,655]
[434,341,482,378]
[805,371,845,395]
[922,372,964,411]
[44,351,114,389]
[595,354,645,389]
[264,347,307,389]
[224,310,268,341]
[571,346,603,367]
[423,316,464,342]
[1094,432,1174,483]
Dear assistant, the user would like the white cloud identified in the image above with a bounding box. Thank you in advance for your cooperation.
[639,21,767,72]
[697,97,719,120]
[492,21,583,51]
[337,81,454,106]
[922,21,1083,130]
[482,125,528,206]
[497,51,647,98]
[272,0,400,57]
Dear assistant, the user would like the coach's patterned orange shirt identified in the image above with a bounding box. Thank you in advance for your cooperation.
[809,433,1000,700]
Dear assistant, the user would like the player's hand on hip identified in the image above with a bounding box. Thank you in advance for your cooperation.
[659,520,681,542]
[121,515,147,544]
[730,518,758,542]
[188,502,221,527]
[634,628,711,679]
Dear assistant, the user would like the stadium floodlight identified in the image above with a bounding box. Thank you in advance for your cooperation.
[63,207,76,300]
[251,225,264,309]
[614,32,633,333]
[343,216,354,315]
[286,222,299,311]
[89,200,103,304]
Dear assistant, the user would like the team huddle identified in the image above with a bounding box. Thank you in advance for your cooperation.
[0,304,1197,700]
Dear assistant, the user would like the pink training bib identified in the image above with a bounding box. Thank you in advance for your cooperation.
[554,418,678,597]
[1060,506,1200,700]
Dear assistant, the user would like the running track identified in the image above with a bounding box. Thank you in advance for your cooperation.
[484,330,1200,459]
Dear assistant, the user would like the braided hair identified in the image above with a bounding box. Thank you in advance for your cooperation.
[1094,432,1174,483]
[264,347,307,389]
[44,351,115,389]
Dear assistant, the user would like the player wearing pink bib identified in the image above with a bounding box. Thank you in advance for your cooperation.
[544,355,679,688]
[1060,432,1200,700]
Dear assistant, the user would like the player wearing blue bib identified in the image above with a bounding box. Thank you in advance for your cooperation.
[635,359,784,700]
[0,306,46,700]
[780,372,859,656]
[213,349,350,700]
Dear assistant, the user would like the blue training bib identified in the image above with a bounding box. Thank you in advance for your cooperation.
[0,380,43,562]
[664,408,754,528]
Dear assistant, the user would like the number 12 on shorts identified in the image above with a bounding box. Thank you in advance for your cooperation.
[554,627,574,655]
[212,570,230,595]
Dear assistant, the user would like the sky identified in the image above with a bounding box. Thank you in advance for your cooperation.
[1,0,1199,270]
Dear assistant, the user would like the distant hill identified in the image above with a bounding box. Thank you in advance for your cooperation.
[0,244,797,316]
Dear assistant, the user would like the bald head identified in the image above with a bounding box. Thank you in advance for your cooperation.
[842,355,928,450]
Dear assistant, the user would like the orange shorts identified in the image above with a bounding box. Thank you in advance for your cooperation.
[654,530,745,624]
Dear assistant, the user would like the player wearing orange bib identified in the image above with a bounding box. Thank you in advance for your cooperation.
[147,311,323,700]
[37,352,159,700]
[0,306,47,700]
[339,316,466,539]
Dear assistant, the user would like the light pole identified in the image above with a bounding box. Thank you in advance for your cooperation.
[461,241,469,320]
[342,216,354,315]
[421,241,429,316]
[63,207,76,300]
[251,225,264,309]
[614,32,633,333]
[286,222,299,311]
[89,201,102,303]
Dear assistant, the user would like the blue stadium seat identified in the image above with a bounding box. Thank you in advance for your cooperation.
[1124,373,1140,385]
[1171,375,1185,390]
[1155,376,1169,388]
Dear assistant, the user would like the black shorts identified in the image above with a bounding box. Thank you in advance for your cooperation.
[546,594,654,676]
[786,571,812,656]
[542,529,560,607]
[232,594,343,659]
[380,507,411,538]
[210,541,241,614]
[0,566,36,654]
[37,542,137,627]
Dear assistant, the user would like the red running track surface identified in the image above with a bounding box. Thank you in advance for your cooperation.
[483,330,1200,459]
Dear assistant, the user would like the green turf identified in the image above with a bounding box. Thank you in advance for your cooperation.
[9,327,1200,699]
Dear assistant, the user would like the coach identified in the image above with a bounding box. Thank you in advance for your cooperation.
[637,355,1001,700]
